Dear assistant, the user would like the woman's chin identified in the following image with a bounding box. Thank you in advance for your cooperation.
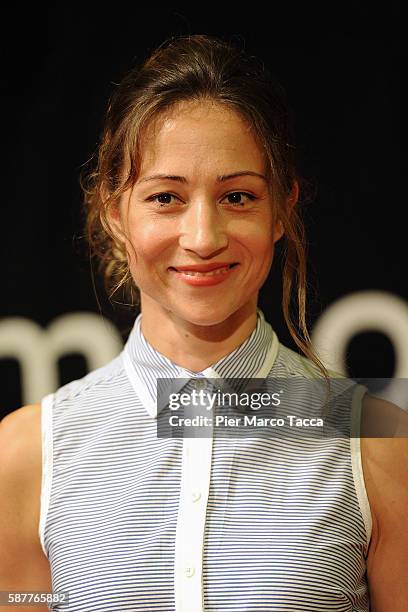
[169,302,249,328]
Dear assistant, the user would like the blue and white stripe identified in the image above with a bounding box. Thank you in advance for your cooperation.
[39,307,371,611]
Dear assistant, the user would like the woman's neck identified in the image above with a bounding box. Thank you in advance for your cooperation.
[138,295,259,373]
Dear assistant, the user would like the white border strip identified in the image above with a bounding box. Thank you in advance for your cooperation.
[350,384,373,556]
[38,393,54,558]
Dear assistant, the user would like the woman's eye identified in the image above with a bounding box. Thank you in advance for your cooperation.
[224,192,256,206]
[147,192,179,207]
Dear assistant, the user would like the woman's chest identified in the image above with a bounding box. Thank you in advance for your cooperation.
[45,438,369,611]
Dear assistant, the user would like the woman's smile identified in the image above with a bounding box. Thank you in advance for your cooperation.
[168,262,240,285]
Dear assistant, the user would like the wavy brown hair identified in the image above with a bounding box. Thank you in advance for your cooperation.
[80,33,330,382]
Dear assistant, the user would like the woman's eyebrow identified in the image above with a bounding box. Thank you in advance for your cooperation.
[137,171,267,184]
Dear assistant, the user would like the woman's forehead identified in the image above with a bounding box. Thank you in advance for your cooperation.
[144,100,251,138]
[137,101,266,173]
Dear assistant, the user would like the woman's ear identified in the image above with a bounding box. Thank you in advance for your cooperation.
[273,180,299,243]
[102,184,125,242]
[288,179,299,211]
[107,200,123,237]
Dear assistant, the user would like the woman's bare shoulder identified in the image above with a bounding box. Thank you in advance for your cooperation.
[360,393,408,521]
[0,403,43,527]
[360,394,408,607]
[0,403,51,595]
[0,403,43,516]
[0,402,42,426]
[0,402,42,465]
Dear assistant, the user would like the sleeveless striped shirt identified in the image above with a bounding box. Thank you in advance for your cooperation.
[39,307,372,611]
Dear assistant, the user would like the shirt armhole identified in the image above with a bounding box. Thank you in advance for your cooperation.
[38,393,54,558]
[350,383,373,557]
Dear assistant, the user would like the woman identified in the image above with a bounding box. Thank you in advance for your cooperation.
[1,34,407,612]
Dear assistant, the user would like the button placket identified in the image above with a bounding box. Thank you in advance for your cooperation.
[174,403,214,612]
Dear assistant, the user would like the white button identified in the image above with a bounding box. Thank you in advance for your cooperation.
[185,566,195,577]
[191,490,201,502]
[194,378,207,390]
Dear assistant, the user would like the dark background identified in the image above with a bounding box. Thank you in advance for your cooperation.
[1,3,406,415]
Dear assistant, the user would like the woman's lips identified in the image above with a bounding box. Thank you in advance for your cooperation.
[170,262,238,272]
[169,263,239,286]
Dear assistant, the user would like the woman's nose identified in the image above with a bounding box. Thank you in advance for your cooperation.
[178,200,228,256]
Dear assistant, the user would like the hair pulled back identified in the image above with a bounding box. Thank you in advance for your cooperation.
[81,33,329,380]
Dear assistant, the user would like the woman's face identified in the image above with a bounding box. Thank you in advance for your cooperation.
[112,99,286,327]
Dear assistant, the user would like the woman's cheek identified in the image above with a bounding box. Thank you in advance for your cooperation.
[126,218,164,257]
[242,227,275,255]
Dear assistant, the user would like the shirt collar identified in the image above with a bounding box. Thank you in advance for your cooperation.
[122,307,280,419]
